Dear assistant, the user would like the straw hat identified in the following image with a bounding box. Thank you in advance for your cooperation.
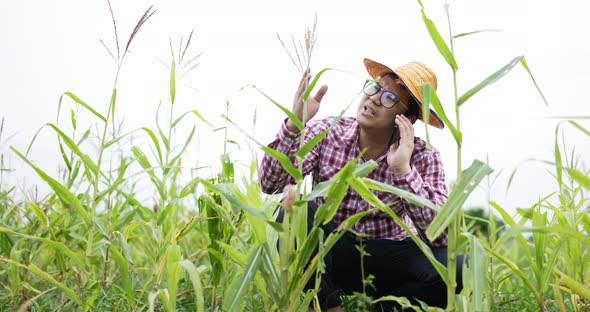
[363,58,444,129]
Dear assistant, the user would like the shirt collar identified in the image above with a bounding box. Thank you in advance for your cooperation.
[334,119,360,148]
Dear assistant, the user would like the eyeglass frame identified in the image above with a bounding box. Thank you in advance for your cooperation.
[362,79,409,110]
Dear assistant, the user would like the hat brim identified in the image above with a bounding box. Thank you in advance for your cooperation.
[363,58,444,129]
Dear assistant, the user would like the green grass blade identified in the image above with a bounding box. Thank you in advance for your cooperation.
[178,260,205,312]
[519,56,548,106]
[11,147,92,225]
[0,226,86,268]
[484,245,543,306]
[28,263,83,306]
[565,167,590,190]
[360,178,436,210]
[559,274,590,300]
[421,83,462,145]
[296,129,328,159]
[28,202,48,227]
[348,176,449,284]
[426,159,493,240]
[109,88,117,120]
[452,29,502,39]
[302,67,332,100]
[47,124,98,177]
[142,127,163,165]
[108,244,135,309]
[457,56,522,106]
[191,109,214,127]
[462,233,489,312]
[314,162,356,226]
[223,245,264,312]
[166,245,181,311]
[417,3,458,71]
[61,91,106,122]
[168,126,196,168]
[568,120,590,137]
[170,61,176,104]
[252,85,304,131]
[260,146,303,182]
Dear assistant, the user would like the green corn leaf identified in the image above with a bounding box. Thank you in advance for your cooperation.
[260,146,303,181]
[418,5,458,71]
[166,245,181,311]
[47,124,98,177]
[554,125,563,190]
[427,160,493,240]
[70,108,77,130]
[484,245,543,305]
[565,167,590,190]
[191,109,214,127]
[296,129,328,159]
[519,56,548,106]
[353,160,378,177]
[131,146,153,171]
[28,202,48,227]
[170,61,176,104]
[201,180,266,220]
[462,233,489,312]
[452,29,502,39]
[168,126,196,168]
[348,176,449,284]
[28,263,83,306]
[252,85,304,131]
[223,245,264,312]
[302,67,332,101]
[421,83,462,145]
[568,120,590,137]
[142,127,163,165]
[57,140,71,172]
[179,177,200,198]
[178,260,205,312]
[0,226,86,268]
[559,274,590,299]
[108,244,135,309]
[217,242,247,266]
[110,88,117,120]
[314,162,356,226]
[360,178,436,210]
[458,56,521,106]
[11,147,92,226]
[61,91,106,122]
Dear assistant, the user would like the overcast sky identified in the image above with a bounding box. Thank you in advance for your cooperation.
[1,0,589,214]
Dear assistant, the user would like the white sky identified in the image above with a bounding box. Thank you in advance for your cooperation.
[1,0,589,215]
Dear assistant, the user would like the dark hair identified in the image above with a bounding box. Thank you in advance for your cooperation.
[405,99,420,119]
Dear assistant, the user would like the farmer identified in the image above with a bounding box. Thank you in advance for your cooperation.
[259,58,463,311]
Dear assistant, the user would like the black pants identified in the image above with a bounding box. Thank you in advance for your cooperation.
[276,200,464,311]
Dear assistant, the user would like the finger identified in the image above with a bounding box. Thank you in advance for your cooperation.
[313,84,329,103]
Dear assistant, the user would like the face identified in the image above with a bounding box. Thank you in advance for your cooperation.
[357,74,414,131]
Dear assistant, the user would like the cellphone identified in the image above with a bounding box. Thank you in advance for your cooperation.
[389,125,400,147]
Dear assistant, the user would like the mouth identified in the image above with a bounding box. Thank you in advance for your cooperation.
[362,104,376,117]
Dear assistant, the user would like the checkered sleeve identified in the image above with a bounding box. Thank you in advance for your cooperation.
[392,148,448,247]
[259,119,325,194]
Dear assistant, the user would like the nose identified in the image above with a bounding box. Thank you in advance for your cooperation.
[368,93,383,107]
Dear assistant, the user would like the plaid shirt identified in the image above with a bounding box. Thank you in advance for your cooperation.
[259,116,448,247]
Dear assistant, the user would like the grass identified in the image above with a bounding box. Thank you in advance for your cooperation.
[0,1,589,311]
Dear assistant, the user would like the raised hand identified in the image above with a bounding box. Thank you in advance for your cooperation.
[286,68,328,133]
[387,115,415,176]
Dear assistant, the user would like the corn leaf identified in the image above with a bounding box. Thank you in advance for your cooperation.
[61,91,106,122]
[565,167,590,190]
[458,56,521,106]
[170,61,176,104]
[47,124,98,177]
[421,83,462,145]
[416,0,458,71]
[178,260,205,312]
[519,56,548,106]
[302,67,332,101]
[142,127,163,165]
[11,147,92,225]
[260,146,303,181]
[223,245,264,312]
[361,178,436,210]
[108,244,135,309]
[253,85,304,131]
[427,160,493,240]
